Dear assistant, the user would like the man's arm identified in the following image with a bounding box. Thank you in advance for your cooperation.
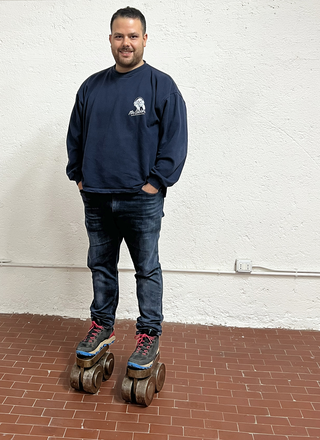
[147,91,188,190]
[66,93,84,186]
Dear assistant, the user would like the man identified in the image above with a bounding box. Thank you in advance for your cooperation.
[66,7,187,370]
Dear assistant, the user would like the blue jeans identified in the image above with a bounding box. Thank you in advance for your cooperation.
[81,189,164,335]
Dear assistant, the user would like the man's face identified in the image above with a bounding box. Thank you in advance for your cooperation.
[109,17,147,73]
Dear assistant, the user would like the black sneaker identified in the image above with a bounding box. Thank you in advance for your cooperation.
[76,321,115,357]
[127,329,159,370]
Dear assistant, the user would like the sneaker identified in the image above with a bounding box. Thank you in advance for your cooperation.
[127,329,159,370]
[76,321,115,357]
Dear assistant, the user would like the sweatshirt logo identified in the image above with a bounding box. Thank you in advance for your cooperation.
[128,97,146,116]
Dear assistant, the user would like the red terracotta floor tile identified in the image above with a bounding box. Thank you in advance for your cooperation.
[0,313,320,439]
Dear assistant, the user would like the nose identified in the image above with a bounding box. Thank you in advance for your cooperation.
[123,36,130,46]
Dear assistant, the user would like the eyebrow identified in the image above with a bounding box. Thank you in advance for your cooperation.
[113,32,140,36]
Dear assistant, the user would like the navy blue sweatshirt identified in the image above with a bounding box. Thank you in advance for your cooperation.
[66,62,188,193]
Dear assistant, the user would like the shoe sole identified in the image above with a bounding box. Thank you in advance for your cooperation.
[76,335,115,357]
[127,349,160,370]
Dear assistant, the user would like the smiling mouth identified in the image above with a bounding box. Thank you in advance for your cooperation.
[119,51,133,59]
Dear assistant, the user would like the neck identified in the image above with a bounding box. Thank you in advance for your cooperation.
[115,60,145,73]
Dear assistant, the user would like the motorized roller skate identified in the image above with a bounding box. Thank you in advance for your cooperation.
[121,331,166,406]
[70,321,115,394]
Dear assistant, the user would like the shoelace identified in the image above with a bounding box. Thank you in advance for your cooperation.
[82,321,103,342]
[134,334,155,356]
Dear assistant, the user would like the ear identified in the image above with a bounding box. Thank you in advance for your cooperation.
[109,34,112,44]
[143,33,148,47]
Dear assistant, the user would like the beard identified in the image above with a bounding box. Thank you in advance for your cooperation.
[112,46,144,71]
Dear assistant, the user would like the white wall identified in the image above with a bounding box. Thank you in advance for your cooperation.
[1,0,320,330]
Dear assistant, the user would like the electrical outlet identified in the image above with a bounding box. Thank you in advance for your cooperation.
[235,259,252,273]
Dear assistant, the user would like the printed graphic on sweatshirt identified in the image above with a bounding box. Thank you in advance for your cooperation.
[128,97,146,116]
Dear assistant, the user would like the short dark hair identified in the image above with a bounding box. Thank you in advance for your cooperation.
[110,7,146,35]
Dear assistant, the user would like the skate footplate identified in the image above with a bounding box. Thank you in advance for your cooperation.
[121,353,166,407]
[70,344,114,394]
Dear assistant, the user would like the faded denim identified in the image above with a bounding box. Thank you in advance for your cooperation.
[81,189,164,335]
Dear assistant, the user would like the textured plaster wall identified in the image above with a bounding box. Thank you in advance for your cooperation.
[1,0,320,329]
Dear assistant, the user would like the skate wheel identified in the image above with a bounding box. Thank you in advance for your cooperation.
[82,363,103,393]
[152,362,166,393]
[70,363,82,390]
[135,375,156,407]
[98,352,114,381]
[121,375,134,402]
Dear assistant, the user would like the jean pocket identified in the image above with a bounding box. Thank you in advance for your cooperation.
[80,190,91,203]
